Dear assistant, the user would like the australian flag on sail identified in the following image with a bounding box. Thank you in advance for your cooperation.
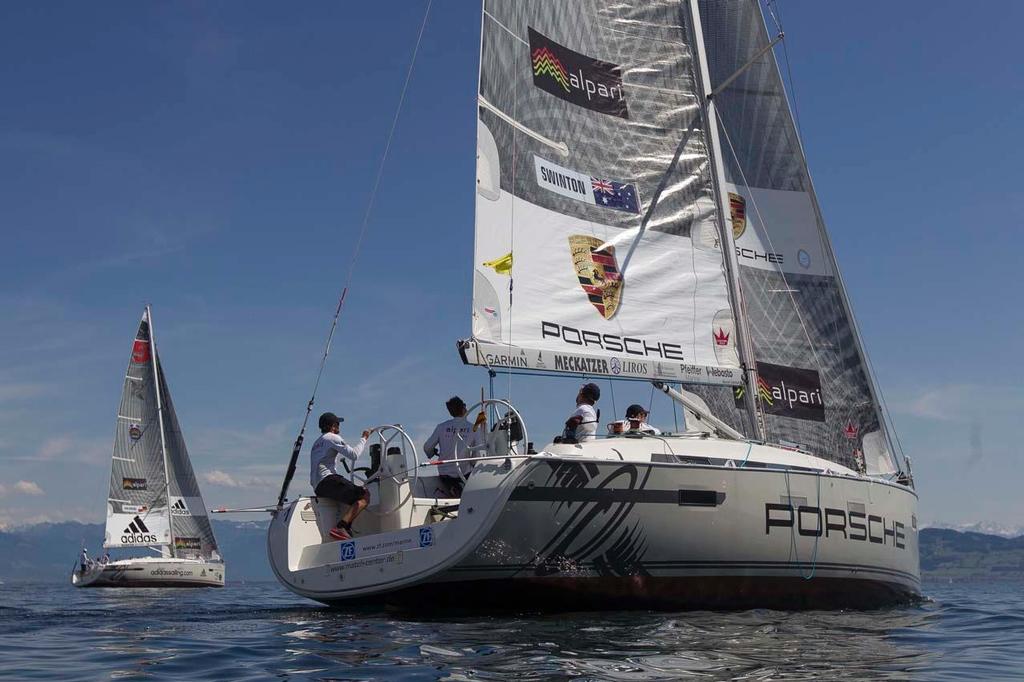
[590,176,640,214]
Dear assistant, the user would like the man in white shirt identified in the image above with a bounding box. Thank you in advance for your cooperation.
[624,404,661,435]
[423,396,482,498]
[562,383,601,443]
[310,412,370,541]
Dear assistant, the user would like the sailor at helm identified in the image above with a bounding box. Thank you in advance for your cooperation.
[562,383,601,443]
[423,396,482,498]
[310,412,371,541]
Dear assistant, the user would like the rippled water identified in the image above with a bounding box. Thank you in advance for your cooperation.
[1,580,1022,680]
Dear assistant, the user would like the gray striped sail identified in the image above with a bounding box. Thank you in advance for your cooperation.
[691,0,899,474]
[104,310,172,548]
[158,361,220,558]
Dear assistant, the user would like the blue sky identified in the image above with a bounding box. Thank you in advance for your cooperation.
[1,1,1021,531]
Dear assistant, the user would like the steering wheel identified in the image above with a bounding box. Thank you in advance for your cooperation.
[347,424,419,517]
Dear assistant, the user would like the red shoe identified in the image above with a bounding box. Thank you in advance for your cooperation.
[328,526,351,541]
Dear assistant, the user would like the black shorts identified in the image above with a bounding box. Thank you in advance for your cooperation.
[314,474,367,505]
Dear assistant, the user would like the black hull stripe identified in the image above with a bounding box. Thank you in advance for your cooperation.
[450,560,920,584]
[509,487,724,504]
[325,575,921,611]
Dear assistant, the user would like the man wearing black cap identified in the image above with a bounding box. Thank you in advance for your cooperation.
[423,396,482,498]
[563,383,601,442]
[624,404,661,435]
[310,412,370,541]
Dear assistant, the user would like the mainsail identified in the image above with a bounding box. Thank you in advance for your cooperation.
[692,0,900,473]
[103,308,220,557]
[463,0,744,386]
[104,310,172,549]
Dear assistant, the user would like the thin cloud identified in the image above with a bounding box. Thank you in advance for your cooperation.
[14,481,43,495]
[201,469,274,489]
[901,384,1024,422]
[0,480,45,496]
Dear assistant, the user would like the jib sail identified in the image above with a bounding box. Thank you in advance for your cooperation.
[692,0,899,473]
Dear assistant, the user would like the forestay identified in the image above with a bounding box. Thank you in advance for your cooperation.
[691,0,899,474]
[463,0,743,386]
[104,311,172,549]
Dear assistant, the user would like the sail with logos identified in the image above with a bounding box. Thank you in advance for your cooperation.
[684,0,900,475]
[75,306,223,588]
[462,0,744,387]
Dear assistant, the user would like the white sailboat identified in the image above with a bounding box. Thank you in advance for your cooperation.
[266,0,919,609]
[73,306,225,588]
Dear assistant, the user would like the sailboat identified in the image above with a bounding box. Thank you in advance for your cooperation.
[267,0,919,609]
[72,306,225,588]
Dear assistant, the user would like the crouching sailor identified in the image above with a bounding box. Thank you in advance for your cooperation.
[310,412,370,541]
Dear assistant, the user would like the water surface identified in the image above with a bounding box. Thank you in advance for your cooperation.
[1,580,1021,680]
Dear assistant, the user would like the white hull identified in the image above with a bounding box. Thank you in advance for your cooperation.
[268,436,919,610]
[71,556,225,588]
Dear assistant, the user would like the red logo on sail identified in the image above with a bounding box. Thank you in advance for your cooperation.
[713,328,730,346]
[131,339,150,364]
[843,422,859,440]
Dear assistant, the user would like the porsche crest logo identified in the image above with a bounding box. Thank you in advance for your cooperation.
[729,192,746,239]
[569,235,622,319]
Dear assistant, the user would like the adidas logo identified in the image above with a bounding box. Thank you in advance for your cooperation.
[120,515,158,545]
[171,499,189,516]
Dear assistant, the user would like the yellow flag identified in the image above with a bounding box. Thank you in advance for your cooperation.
[482,252,513,275]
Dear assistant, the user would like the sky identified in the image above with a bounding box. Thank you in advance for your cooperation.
[1,1,1022,532]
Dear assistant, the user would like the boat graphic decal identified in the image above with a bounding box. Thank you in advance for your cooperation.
[524,462,651,578]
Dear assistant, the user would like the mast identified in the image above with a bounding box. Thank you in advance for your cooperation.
[686,0,765,441]
[146,304,176,557]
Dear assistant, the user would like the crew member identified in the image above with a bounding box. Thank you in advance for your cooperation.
[624,404,661,435]
[423,396,482,498]
[563,383,601,442]
[310,412,370,541]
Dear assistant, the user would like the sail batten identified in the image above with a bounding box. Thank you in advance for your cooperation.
[467,0,744,386]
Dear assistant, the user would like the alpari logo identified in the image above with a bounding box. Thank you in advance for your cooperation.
[121,516,158,544]
[171,499,190,516]
[754,362,826,422]
[527,27,628,118]
[531,46,570,93]
[713,328,730,346]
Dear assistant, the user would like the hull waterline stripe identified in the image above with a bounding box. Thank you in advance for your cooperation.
[450,559,920,584]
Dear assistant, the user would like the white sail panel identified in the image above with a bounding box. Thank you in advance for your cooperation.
[466,0,742,385]
[726,183,829,277]
[104,310,171,549]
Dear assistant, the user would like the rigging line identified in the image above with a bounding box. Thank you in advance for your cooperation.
[275,0,433,509]
[671,383,679,432]
[609,379,617,421]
